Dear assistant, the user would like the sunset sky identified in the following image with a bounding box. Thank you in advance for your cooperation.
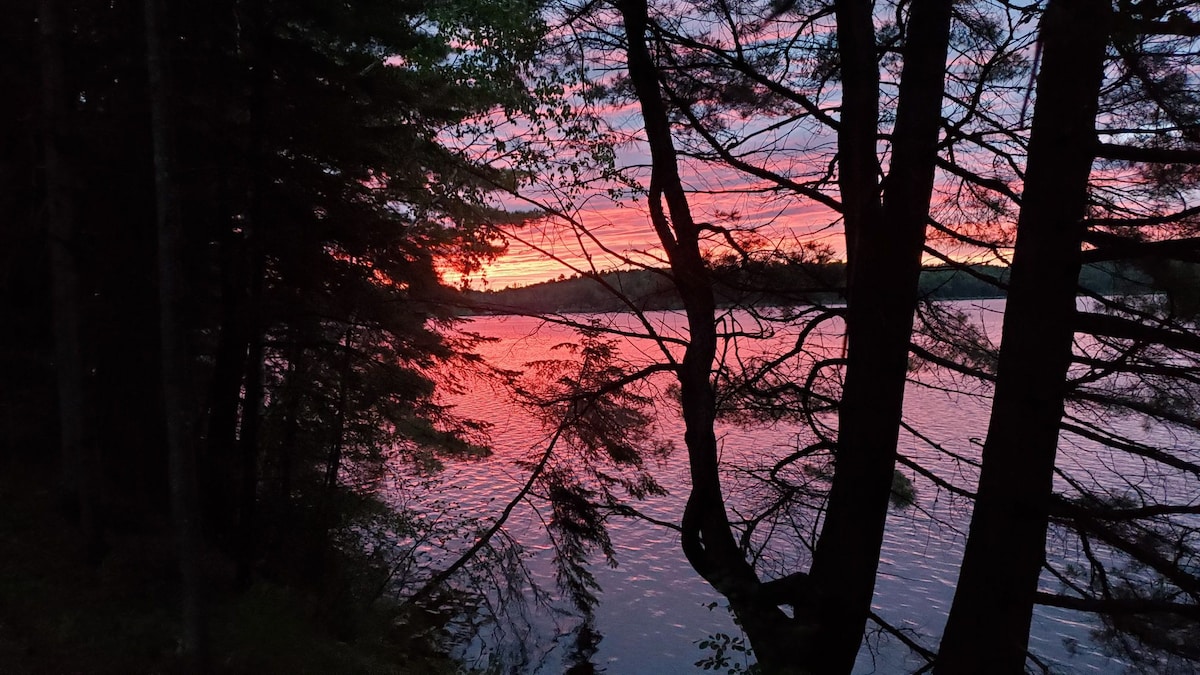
[441,5,1026,292]
[445,99,854,291]
[460,181,844,289]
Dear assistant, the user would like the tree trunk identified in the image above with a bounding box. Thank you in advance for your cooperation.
[234,0,271,588]
[203,230,250,539]
[805,1,954,671]
[234,327,263,588]
[935,2,1111,671]
[616,1,805,670]
[40,0,105,563]
[324,325,355,494]
[620,0,954,670]
[831,0,885,297]
[143,0,209,668]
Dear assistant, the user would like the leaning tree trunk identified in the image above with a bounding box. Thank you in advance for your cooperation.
[805,1,954,671]
[143,0,209,669]
[935,1,1111,672]
[616,0,744,582]
[617,0,806,670]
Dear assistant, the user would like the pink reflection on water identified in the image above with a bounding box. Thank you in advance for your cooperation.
[399,301,1173,673]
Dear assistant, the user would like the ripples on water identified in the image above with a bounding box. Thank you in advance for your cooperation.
[380,300,1184,673]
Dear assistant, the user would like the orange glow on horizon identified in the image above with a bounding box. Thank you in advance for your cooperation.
[449,188,850,290]
[441,150,1029,291]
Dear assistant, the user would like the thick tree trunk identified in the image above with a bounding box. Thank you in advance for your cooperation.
[143,0,209,669]
[935,2,1111,672]
[831,0,885,295]
[805,1,954,671]
[40,0,104,562]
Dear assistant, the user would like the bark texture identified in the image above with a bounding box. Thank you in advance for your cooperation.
[936,1,1111,671]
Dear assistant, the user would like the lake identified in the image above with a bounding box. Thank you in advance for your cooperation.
[386,299,1186,673]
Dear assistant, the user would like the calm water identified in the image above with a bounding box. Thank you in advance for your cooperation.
[389,299,1185,673]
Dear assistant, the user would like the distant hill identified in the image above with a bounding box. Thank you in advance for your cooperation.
[459,262,1152,315]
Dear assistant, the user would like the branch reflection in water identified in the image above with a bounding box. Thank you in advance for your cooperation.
[373,300,1184,674]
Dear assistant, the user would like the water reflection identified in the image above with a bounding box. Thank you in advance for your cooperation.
[384,300,1181,673]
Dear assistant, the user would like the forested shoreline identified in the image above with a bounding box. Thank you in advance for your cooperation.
[461,261,1157,314]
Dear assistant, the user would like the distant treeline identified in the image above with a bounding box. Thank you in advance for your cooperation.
[462,261,1154,314]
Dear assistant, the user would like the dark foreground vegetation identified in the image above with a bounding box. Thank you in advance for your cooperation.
[0,467,462,674]
[2,0,551,671]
